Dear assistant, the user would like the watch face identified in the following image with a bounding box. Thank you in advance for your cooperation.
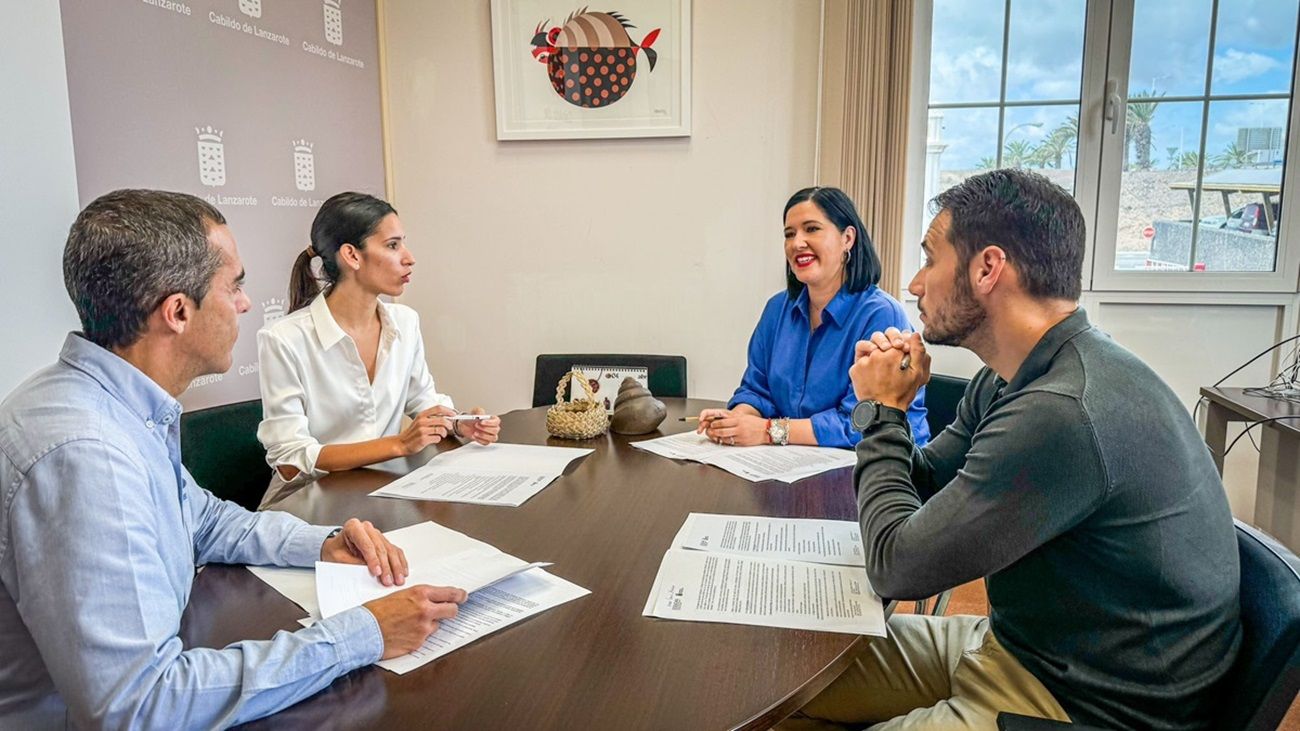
[852,400,879,432]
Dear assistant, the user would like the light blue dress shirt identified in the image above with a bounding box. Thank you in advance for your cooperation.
[0,334,383,730]
[728,286,930,448]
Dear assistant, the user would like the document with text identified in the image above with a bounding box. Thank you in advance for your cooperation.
[372,568,589,674]
[672,513,866,567]
[632,431,855,483]
[315,549,551,619]
[251,521,529,619]
[251,520,589,673]
[370,442,593,506]
[642,548,885,635]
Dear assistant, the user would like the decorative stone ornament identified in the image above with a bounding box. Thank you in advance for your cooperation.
[610,377,667,435]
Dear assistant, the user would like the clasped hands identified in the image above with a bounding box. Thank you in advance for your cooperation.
[849,327,932,411]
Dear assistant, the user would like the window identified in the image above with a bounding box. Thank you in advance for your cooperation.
[918,0,1300,292]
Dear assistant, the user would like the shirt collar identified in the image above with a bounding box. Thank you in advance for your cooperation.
[791,286,861,328]
[310,293,402,349]
[1005,307,1092,393]
[309,292,347,350]
[58,333,183,429]
[377,301,402,342]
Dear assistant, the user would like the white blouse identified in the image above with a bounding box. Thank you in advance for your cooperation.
[256,293,453,493]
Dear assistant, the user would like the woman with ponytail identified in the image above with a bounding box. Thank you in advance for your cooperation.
[697,187,929,449]
[256,192,499,506]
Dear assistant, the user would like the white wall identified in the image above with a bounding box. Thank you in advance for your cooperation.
[382,0,822,413]
[0,3,81,397]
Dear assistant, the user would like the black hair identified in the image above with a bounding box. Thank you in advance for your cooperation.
[288,191,398,313]
[930,169,1084,301]
[783,186,882,297]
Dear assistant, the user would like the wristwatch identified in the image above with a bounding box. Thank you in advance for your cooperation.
[766,417,790,446]
[851,400,909,434]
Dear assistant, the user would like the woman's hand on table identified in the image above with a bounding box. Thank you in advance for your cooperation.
[396,406,454,456]
[696,408,769,446]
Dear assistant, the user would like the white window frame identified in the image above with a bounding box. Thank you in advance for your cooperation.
[905,0,1300,296]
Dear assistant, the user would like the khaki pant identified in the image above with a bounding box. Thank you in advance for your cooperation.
[778,615,1070,730]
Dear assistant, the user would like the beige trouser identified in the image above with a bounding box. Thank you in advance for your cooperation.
[777,614,1070,730]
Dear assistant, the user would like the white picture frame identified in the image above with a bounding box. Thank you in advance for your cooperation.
[490,0,692,140]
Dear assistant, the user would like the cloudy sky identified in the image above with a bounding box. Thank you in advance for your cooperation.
[928,0,1299,171]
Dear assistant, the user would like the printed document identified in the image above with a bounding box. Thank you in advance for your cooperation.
[672,513,866,566]
[315,549,551,619]
[632,431,855,482]
[370,442,593,506]
[642,548,885,636]
[249,521,590,673]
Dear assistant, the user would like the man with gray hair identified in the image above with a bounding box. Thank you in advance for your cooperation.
[0,189,468,729]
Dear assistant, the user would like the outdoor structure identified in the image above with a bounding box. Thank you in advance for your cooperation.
[1149,168,1282,272]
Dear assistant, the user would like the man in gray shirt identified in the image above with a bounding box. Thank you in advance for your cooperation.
[782,170,1240,730]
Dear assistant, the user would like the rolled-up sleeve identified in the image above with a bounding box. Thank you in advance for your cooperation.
[809,384,861,448]
[8,440,382,730]
[257,329,326,480]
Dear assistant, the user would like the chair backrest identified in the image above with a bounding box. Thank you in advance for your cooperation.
[532,354,687,408]
[179,398,271,511]
[924,373,970,438]
[1215,520,1300,731]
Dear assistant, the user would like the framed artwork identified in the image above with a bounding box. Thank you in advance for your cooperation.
[490,0,691,140]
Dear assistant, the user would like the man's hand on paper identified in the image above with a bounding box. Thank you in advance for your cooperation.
[365,585,468,659]
[321,518,410,587]
[850,328,931,411]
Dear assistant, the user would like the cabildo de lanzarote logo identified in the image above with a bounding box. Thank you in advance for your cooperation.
[324,0,343,45]
[239,0,261,18]
[196,126,226,187]
[293,140,316,192]
[263,297,287,326]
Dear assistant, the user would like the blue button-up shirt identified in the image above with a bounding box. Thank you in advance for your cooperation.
[728,286,930,448]
[0,334,383,729]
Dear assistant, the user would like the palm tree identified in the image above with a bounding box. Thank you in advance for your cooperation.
[1212,142,1254,169]
[1126,91,1163,170]
[1178,151,1201,170]
[978,155,997,170]
[1003,140,1034,168]
[1055,114,1079,168]
[1033,126,1074,169]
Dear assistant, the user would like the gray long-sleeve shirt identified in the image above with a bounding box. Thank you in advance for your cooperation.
[854,308,1240,730]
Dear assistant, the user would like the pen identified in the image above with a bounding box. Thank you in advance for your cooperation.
[900,354,912,371]
[678,415,721,422]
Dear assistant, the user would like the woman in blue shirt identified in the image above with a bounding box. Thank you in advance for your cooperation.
[698,187,929,449]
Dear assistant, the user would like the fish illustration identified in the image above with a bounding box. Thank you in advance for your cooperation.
[530,7,660,108]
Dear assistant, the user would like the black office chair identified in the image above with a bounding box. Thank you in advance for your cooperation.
[179,398,272,511]
[532,354,687,408]
[924,373,970,443]
[912,373,970,617]
[998,520,1300,731]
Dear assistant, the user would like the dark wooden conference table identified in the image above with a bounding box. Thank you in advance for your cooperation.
[180,398,882,730]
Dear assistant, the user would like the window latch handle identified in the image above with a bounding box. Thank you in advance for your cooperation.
[1104,79,1122,135]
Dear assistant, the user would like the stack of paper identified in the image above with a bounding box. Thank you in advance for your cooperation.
[632,431,856,483]
[642,513,886,636]
[369,442,593,506]
[249,521,589,674]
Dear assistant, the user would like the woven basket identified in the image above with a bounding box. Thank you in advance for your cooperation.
[545,369,609,439]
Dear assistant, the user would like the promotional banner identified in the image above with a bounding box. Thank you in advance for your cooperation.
[59,0,385,409]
